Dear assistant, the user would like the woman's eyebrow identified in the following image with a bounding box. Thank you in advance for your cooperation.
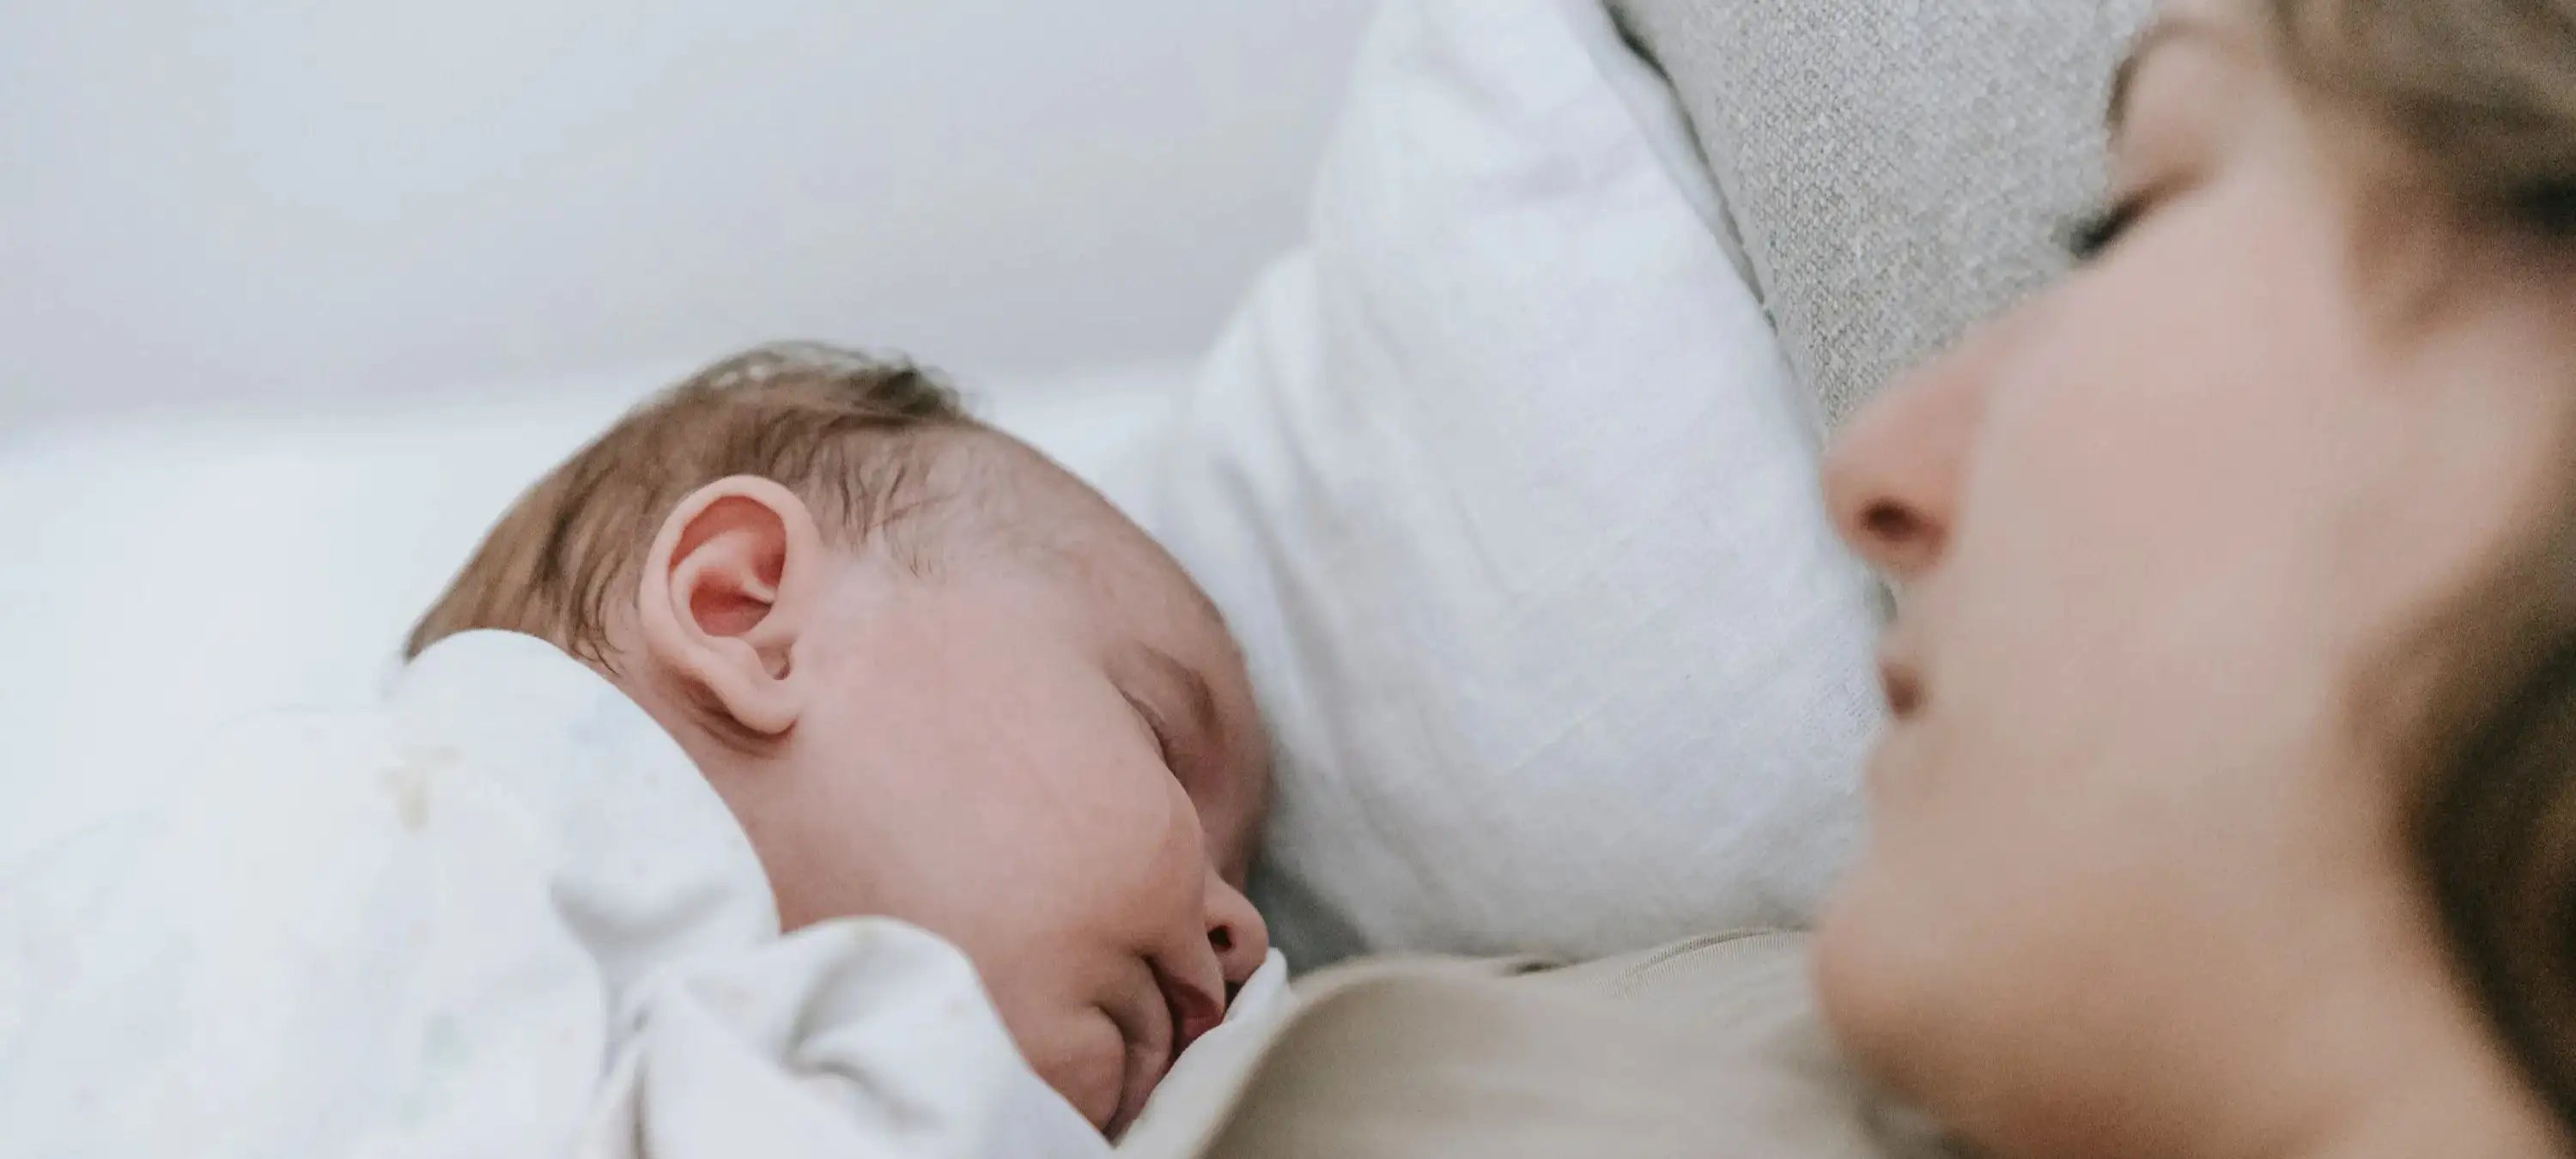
[2109,17,2231,136]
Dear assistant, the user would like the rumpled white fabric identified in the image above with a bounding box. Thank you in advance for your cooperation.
[1142,0,1883,968]
[0,629,1108,1158]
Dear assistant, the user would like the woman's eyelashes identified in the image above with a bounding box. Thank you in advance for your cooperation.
[2062,193,2149,262]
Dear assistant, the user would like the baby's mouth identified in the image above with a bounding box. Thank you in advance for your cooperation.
[1152,958,1226,1072]
[1106,958,1226,1138]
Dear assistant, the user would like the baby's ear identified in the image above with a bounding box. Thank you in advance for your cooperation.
[635,476,825,737]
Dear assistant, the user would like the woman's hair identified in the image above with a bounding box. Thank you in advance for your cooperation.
[2270,0,2576,237]
[2270,0,2576,1132]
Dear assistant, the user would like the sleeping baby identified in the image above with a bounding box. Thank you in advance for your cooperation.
[2,343,1281,1157]
[401,342,1277,1136]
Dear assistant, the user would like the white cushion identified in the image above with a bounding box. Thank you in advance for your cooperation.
[1139,0,1884,966]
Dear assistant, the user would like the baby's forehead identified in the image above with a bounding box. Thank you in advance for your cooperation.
[920,443,1267,874]
[940,436,1200,600]
[895,425,1227,643]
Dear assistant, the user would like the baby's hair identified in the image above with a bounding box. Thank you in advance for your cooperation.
[405,342,978,668]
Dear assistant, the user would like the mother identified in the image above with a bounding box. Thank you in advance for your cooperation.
[1815,0,2576,1153]
[1190,0,2576,1156]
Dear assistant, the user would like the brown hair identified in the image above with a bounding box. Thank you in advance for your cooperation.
[2271,0,2576,239]
[404,343,975,667]
[2267,0,2576,1132]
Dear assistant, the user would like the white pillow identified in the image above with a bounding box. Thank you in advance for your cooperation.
[1139,0,1884,966]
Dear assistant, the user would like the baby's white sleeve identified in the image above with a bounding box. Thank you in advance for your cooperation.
[0,707,1109,1159]
[575,918,1110,1159]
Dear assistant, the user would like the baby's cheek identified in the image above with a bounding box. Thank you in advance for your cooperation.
[1188,786,1259,884]
[1023,1009,1127,1132]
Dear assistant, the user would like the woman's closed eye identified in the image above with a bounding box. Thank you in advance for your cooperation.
[2062,192,2152,262]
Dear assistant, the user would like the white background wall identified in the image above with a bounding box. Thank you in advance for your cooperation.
[0,1,1375,426]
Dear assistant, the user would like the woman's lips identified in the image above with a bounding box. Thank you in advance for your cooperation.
[1878,642,1924,719]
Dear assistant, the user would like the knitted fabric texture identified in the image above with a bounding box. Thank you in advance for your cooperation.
[1609,0,2154,427]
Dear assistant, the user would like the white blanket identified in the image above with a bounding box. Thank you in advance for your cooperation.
[0,630,1279,1157]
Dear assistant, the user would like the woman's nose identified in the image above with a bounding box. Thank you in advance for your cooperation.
[1820,319,2000,582]
[1204,871,1270,989]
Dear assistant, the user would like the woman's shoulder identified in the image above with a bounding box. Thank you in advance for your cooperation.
[1135,930,1961,1159]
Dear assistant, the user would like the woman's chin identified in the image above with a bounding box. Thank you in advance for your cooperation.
[1810,864,1948,1103]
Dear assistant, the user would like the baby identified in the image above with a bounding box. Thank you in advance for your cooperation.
[397,342,1276,1136]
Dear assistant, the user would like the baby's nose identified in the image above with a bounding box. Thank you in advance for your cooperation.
[1204,873,1270,993]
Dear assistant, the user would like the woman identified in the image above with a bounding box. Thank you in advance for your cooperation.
[1091,0,2576,1150]
[1816,0,2576,1154]
[1186,0,2576,1156]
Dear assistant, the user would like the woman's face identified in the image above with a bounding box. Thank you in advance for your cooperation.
[1815,0,2576,1150]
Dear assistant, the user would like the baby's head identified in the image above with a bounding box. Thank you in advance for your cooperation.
[407,343,1270,1132]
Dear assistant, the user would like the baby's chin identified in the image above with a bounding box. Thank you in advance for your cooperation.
[1109,1035,1165,1138]
[1021,1012,1144,1136]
